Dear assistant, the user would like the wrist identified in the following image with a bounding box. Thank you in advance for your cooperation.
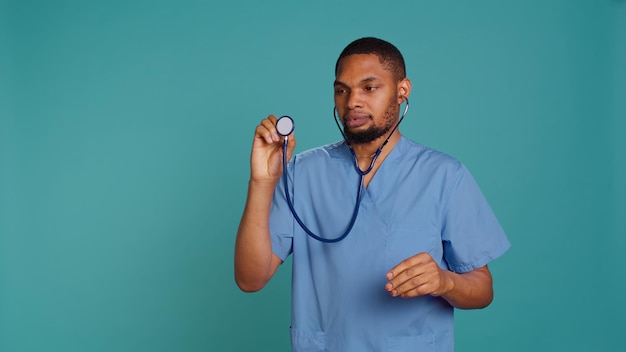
[248,179,280,200]
[249,178,279,189]
[441,270,456,297]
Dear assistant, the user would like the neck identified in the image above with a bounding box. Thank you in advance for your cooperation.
[350,130,402,173]
[350,129,402,158]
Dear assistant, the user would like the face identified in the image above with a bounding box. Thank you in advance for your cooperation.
[334,54,407,145]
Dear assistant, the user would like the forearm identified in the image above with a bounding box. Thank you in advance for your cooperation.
[234,180,279,292]
[440,266,493,309]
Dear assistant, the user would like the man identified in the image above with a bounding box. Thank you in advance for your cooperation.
[235,37,510,351]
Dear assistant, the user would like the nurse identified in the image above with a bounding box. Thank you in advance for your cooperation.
[235,37,510,352]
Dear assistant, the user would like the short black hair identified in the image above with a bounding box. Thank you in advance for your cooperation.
[335,37,406,81]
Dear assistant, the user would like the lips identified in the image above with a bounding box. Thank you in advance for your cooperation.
[344,113,370,128]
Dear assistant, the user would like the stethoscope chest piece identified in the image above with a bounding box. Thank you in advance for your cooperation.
[276,116,294,136]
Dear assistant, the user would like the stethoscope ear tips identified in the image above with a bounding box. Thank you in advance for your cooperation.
[276,115,294,136]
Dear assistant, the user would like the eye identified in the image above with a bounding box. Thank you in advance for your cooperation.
[364,86,378,92]
[335,88,347,94]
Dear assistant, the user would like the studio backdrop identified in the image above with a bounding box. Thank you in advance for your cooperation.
[1,1,624,351]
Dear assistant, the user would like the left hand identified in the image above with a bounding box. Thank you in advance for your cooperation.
[385,252,453,298]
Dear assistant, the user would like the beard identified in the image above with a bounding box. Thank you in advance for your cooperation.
[343,102,399,145]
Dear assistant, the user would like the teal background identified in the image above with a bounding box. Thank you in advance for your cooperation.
[1,0,624,351]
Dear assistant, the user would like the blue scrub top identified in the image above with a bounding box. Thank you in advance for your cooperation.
[270,136,510,352]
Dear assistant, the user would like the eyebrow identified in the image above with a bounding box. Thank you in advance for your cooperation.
[334,76,382,86]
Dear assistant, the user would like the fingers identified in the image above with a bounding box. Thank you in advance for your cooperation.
[256,115,281,144]
[385,253,444,298]
[385,252,431,281]
[254,115,297,161]
[255,115,297,144]
[250,115,297,182]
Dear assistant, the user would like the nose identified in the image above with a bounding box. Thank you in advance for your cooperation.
[346,91,363,110]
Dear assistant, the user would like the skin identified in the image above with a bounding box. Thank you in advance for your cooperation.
[235,53,494,309]
[333,54,408,184]
[234,114,292,292]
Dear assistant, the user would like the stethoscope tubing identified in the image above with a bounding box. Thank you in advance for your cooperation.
[282,138,364,243]
[279,98,409,243]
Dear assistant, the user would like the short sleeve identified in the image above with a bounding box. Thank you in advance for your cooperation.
[441,164,510,273]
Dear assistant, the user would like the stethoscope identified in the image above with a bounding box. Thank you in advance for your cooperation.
[275,98,409,243]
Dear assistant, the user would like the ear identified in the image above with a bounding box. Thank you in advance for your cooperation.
[397,78,412,104]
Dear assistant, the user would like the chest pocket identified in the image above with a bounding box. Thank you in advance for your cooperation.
[290,328,325,352]
[384,223,442,270]
[387,334,435,351]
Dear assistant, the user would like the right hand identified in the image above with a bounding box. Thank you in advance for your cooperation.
[250,115,297,183]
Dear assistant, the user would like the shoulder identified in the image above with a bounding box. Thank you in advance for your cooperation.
[395,137,466,177]
[294,140,350,162]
